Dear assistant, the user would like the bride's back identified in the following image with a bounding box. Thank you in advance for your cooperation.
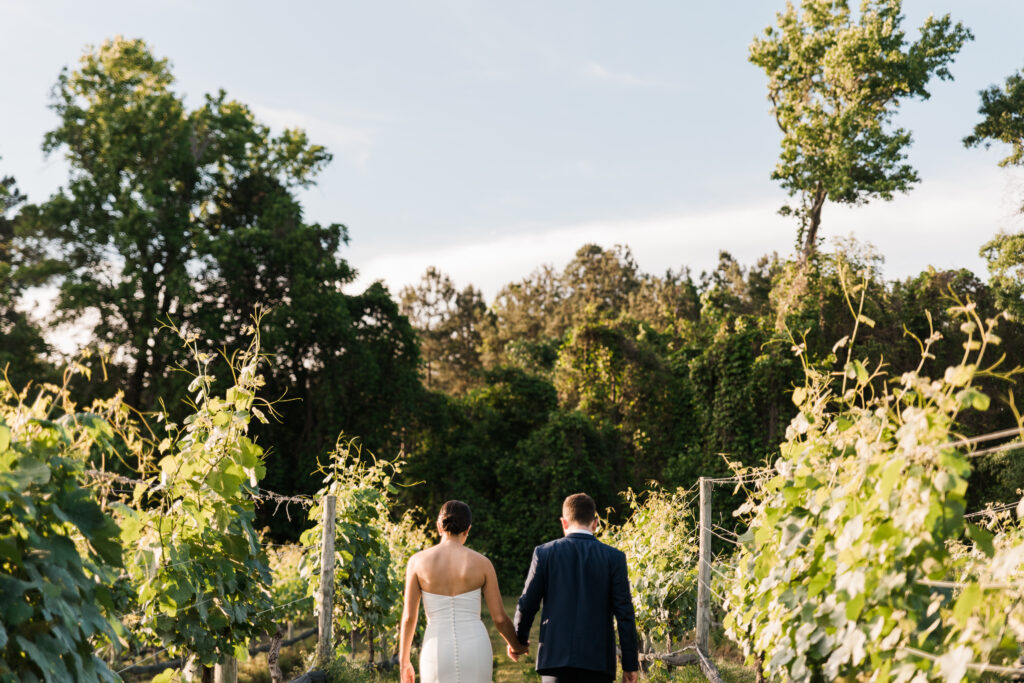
[414,543,487,596]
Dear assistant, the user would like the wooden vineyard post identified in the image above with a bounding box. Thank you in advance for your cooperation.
[696,477,711,653]
[316,495,337,666]
[183,655,213,683]
[695,477,723,683]
[214,656,237,683]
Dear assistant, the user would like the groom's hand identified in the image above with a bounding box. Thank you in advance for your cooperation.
[622,671,638,683]
[507,642,528,661]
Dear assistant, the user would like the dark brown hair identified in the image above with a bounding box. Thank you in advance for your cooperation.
[562,492,596,525]
[438,500,472,535]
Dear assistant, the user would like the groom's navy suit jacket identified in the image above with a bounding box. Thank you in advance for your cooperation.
[513,532,639,678]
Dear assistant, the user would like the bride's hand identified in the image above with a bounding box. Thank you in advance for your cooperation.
[507,640,528,661]
[401,659,415,683]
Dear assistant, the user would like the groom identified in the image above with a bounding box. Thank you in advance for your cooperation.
[512,493,639,683]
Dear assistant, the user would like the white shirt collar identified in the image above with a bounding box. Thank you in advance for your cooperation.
[567,527,593,536]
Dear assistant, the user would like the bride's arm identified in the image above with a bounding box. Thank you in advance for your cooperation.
[399,555,422,682]
[481,558,525,652]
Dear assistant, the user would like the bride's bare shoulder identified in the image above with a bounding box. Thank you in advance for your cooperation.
[408,544,438,565]
[465,546,493,566]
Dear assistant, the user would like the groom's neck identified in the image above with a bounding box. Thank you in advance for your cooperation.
[565,525,593,536]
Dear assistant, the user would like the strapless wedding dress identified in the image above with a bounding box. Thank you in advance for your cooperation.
[419,588,492,683]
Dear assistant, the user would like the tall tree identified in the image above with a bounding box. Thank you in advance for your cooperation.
[399,267,486,395]
[0,162,53,387]
[559,244,642,322]
[25,39,423,509]
[484,264,565,371]
[699,251,781,321]
[624,267,700,335]
[189,169,422,500]
[750,0,971,260]
[483,244,645,370]
[31,37,330,408]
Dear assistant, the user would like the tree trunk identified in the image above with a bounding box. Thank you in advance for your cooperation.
[800,186,827,262]
[268,629,284,683]
[125,337,151,408]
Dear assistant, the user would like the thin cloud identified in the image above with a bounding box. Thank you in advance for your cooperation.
[583,61,669,88]
[350,169,1013,302]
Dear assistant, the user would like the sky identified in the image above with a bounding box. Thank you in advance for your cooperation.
[3,0,1024,313]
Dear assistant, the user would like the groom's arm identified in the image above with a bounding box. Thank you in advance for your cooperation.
[513,546,545,646]
[610,549,639,673]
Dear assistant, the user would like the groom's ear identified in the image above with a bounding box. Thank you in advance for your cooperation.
[559,516,569,531]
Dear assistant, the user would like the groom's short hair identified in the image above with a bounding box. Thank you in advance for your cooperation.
[562,493,596,525]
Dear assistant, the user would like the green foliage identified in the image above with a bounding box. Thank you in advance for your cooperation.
[554,319,688,484]
[484,244,667,368]
[724,285,1024,680]
[300,441,408,661]
[399,267,487,395]
[601,487,699,647]
[404,366,624,585]
[750,0,972,257]
[0,378,123,682]
[980,231,1024,322]
[324,658,399,682]
[266,544,311,627]
[0,161,53,389]
[116,324,274,667]
[964,66,1024,168]
[254,279,422,539]
[404,238,1024,586]
[31,37,328,407]
[491,410,618,577]
[23,38,422,537]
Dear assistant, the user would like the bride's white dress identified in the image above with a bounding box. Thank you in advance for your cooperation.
[419,588,492,683]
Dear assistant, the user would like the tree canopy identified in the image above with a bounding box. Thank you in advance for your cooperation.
[16,38,422,529]
[0,162,52,389]
[749,0,972,260]
[964,66,1024,168]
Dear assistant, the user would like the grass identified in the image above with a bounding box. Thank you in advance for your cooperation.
[128,624,318,682]
[482,596,757,683]
[136,598,756,682]
[483,596,541,681]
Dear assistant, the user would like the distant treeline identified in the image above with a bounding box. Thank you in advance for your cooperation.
[395,244,1024,582]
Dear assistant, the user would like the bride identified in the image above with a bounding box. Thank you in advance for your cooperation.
[399,500,526,683]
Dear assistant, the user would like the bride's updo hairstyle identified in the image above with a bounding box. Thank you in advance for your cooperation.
[438,500,472,535]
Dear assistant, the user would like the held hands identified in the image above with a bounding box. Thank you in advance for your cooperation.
[622,671,638,683]
[400,659,415,683]
[506,640,529,662]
